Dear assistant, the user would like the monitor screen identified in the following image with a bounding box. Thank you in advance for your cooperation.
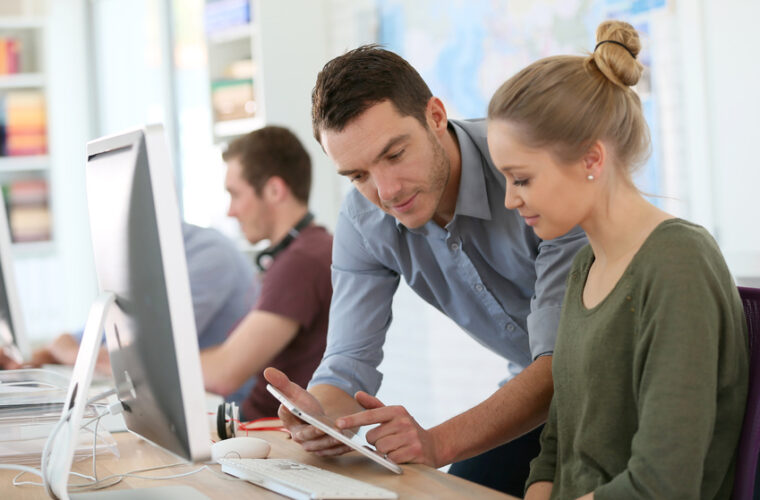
[0,193,28,361]
[84,125,209,461]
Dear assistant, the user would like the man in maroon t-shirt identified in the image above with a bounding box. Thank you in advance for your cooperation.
[199,126,332,420]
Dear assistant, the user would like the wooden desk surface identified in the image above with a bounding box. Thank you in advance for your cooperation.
[1,430,517,499]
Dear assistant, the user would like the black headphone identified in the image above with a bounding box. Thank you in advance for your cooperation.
[217,401,239,440]
[255,212,314,272]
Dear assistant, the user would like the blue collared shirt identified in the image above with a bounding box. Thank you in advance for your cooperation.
[309,119,587,396]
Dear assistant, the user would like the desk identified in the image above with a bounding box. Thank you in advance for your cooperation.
[1,430,517,499]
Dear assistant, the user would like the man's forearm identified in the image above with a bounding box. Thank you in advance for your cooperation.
[200,346,241,396]
[309,383,364,420]
[47,334,82,365]
[28,347,57,367]
[203,311,300,397]
[430,355,553,466]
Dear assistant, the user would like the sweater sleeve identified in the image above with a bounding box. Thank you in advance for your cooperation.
[595,235,747,499]
[526,397,558,490]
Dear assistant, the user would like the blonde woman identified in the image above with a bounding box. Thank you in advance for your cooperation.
[487,20,748,499]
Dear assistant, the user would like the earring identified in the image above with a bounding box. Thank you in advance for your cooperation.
[587,175,595,181]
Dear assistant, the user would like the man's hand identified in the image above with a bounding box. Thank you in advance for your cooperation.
[337,392,439,467]
[263,367,352,456]
[27,348,56,367]
[37,334,112,375]
[0,347,22,369]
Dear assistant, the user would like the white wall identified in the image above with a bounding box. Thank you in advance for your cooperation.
[46,0,98,329]
[699,0,760,282]
[256,0,344,230]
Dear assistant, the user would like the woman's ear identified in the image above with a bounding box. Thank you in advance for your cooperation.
[582,140,606,180]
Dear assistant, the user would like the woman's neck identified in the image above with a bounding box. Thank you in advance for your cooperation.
[582,186,671,267]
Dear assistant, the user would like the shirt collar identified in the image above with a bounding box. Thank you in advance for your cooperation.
[450,120,492,222]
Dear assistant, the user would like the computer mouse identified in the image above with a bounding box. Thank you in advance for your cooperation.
[211,436,271,462]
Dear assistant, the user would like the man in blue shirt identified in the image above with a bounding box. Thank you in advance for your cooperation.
[266,45,587,495]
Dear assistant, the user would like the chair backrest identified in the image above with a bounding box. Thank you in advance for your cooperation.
[733,286,760,500]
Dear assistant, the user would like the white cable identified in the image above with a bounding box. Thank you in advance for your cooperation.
[12,471,40,487]
[68,463,209,492]
[9,454,229,493]
[12,469,97,487]
[8,387,216,495]
[0,463,44,479]
[40,386,117,493]
[86,407,108,480]
[88,388,117,403]
[1,387,117,494]
[7,410,107,489]
[68,475,123,492]
[80,406,108,429]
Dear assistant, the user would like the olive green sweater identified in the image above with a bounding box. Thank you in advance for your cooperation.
[527,219,748,499]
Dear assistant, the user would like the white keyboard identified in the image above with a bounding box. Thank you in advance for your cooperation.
[218,457,398,500]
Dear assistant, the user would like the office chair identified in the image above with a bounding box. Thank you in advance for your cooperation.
[734,286,760,500]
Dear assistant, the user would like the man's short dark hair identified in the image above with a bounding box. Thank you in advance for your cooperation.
[311,44,433,142]
[223,126,311,204]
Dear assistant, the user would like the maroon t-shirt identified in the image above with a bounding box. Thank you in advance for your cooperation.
[242,225,333,420]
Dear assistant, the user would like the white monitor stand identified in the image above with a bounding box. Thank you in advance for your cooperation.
[45,291,116,499]
[43,292,212,500]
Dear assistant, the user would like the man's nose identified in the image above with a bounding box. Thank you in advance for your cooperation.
[375,170,403,203]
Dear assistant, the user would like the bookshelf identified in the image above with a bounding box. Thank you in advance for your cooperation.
[204,0,265,144]
[0,14,52,251]
[197,0,342,235]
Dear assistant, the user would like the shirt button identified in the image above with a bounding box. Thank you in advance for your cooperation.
[450,242,459,251]
[474,283,484,292]
[506,324,515,331]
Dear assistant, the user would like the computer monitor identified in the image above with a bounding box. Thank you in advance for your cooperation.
[0,194,29,361]
[45,125,210,498]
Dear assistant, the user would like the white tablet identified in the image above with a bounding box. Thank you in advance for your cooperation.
[266,384,403,474]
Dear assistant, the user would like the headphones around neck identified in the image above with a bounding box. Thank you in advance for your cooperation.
[255,212,314,272]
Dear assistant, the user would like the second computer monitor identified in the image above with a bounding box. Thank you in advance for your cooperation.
[0,193,28,361]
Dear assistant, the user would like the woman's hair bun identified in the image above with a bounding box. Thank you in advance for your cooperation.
[590,20,644,88]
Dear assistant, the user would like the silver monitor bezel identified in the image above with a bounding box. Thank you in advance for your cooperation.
[0,185,29,360]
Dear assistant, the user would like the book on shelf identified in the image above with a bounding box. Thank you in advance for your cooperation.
[0,90,47,156]
[8,39,19,74]
[224,59,254,79]
[204,0,251,36]
[6,178,47,205]
[211,78,255,122]
[0,37,21,75]
[2,179,51,243]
